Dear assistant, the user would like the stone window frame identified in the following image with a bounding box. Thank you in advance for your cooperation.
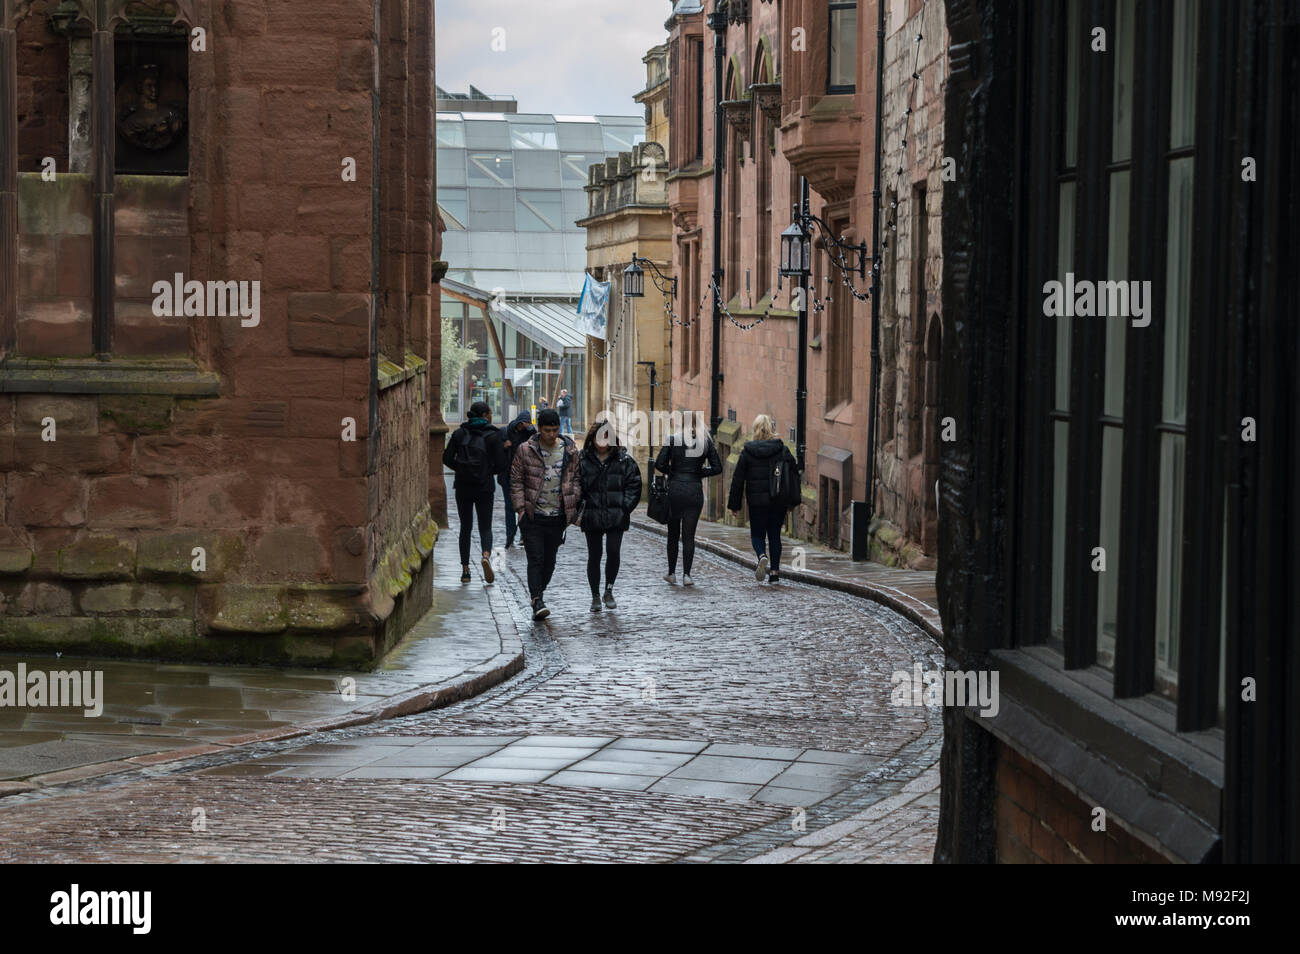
[1,0,214,397]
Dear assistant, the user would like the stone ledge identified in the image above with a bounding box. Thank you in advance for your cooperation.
[0,357,221,397]
[377,350,429,391]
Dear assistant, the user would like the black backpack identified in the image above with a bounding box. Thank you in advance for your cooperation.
[769,451,801,507]
[456,429,494,486]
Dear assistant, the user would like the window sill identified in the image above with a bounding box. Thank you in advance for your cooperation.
[823,400,853,425]
[0,356,220,396]
[978,645,1223,861]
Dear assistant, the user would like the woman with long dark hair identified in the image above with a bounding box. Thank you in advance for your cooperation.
[653,413,723,585]
[578,417,642,611]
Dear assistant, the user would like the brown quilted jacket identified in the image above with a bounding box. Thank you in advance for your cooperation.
[509,434,582,523]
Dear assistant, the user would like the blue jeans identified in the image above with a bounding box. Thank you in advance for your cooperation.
[748,505,787,571]
[560,414,573,436]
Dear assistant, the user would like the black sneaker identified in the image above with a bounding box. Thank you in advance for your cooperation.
[481,553,495,584]
[532,597,550,621]
[590,597,602,613]
[603,587,616,608]
[460,566,471,583]
[769,573,781,583]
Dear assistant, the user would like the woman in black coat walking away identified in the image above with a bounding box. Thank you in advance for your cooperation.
[728,414,799,583]
[653,413,723,586]
[579,419,642,612]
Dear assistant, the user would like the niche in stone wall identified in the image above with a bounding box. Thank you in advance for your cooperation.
[113,24,188,175]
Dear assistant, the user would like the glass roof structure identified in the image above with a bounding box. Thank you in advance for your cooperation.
[437,111,646,297]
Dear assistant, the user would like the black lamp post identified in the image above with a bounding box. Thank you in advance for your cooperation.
[780,180,872,479]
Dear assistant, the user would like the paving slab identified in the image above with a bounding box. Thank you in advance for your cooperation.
[0,524,523,784]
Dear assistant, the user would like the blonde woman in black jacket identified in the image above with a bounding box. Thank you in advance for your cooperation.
[728,414,799,583]
[653,414,722,586]
[579,420,642,611]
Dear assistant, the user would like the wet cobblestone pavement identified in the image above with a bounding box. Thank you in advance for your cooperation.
[0,493,943,863]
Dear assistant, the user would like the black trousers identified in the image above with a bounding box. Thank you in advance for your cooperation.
[747,504,787,571]
[666,504,702,575]
[584,528,624,597]
[521,513,566,600]
[455,484,495,566]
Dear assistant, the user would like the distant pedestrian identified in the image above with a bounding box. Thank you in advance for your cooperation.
[578,418,642,612]
[510,408,581,620]
[728,414,799,583]
[556,389,574,437]
[498,409,537,549]
[442,401,504,585]
[653,414,722,586]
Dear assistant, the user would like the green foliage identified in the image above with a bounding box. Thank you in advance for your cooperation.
[441,315,478,415]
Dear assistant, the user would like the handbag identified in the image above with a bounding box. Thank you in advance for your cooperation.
[647,473,671,525]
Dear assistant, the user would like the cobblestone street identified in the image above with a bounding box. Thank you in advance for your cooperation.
[0,502,943,863]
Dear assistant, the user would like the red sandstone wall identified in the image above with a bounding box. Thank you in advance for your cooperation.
[1,1,438,664]
[15,2,66,173]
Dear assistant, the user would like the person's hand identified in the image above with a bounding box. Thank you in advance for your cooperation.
[729,509,740,516]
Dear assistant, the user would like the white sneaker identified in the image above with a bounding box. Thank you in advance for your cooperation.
[755,555,768,581]
[682,574,694,586]
[664,572,676,585]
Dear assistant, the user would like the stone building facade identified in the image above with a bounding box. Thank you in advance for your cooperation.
[663,0,942,562]
[578,43,672,474]
[0,0,443,666]
[873,0,946,566]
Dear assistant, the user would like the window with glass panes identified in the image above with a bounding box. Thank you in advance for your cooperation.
[1018,0,1224,729]
[828,1,858,94]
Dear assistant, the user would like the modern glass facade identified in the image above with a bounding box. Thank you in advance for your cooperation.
[437,110,644,422]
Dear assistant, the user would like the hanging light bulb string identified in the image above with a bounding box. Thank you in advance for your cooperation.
[591,292,629,361]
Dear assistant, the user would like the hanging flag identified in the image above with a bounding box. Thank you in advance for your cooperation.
[578,274,610,340]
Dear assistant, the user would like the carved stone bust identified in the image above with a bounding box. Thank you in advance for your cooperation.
[116,64,186,151]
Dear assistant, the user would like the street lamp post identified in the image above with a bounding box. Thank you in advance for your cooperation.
[780,179,813,475]
[708,1,727,436]
[780,178,870,477]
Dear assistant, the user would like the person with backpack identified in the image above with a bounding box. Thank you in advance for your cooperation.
[578,417,642,612]
[510,408,582,620]
[498,409,537,549]
[653,413,722,586]
[728,413,801,583]
[442,401,504,585]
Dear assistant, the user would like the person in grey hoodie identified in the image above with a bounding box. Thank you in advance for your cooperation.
[727,413,799,583]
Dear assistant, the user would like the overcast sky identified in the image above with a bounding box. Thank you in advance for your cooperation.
[436,0,671,117]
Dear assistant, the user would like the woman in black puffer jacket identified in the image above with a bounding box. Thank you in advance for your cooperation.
[728,413,799,583]
[653,413,723,586]
[579,419,643,611]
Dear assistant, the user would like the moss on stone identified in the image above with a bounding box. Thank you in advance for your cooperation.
[99,394,175,433]
[59,535,135,580]
[0,548,33,575]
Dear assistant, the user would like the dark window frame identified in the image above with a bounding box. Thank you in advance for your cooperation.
[1013,0,1226,729]
[827,1,858,95]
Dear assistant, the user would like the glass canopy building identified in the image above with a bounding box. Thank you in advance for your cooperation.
[437,109,646,424]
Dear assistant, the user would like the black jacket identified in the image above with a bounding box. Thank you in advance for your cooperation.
[497,411,537,489]
[556,395,573,416]
[728,438,798,512]
[442,420,504,492]
[654,433,723,514]
[579,445,643,532]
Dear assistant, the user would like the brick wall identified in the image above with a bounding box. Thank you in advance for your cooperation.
[996,744,1171,864]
